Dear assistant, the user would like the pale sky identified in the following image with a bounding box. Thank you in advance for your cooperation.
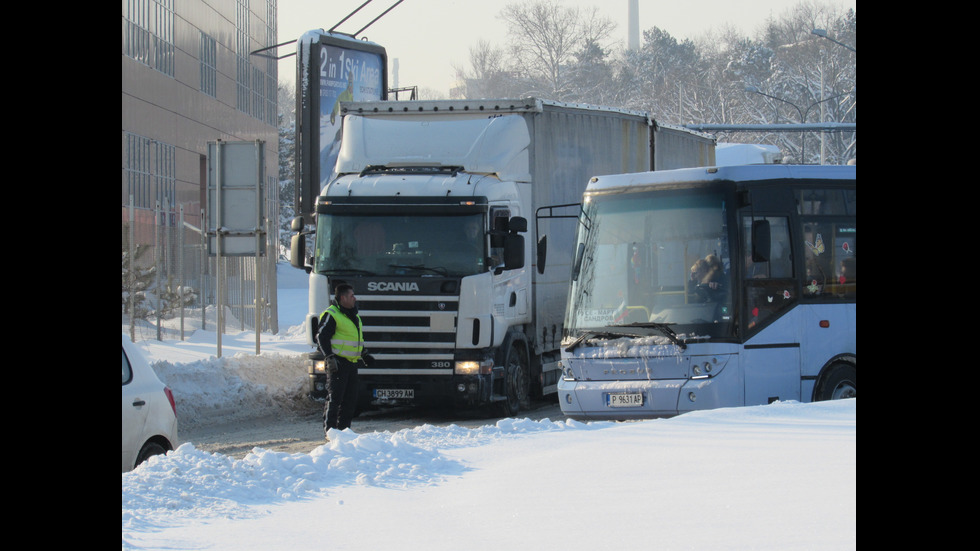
[276,0,856,95]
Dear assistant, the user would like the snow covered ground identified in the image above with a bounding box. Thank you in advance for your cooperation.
[122,263,856,550]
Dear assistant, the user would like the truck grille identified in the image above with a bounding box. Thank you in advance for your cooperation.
[352,279,460,374]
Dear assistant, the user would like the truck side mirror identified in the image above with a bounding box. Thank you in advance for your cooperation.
[494,216,527,274]
[289,216,312,273]
[503,233,525,271]
[290,234,308,271]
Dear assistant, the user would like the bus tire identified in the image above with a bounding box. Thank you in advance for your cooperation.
[498,339,530,417]
[815,363,856,401]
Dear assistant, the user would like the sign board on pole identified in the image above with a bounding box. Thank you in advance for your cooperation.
[206,140,266,256]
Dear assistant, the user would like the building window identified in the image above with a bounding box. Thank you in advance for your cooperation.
[200,32,217,97]
[252,65,265,119]
[123,133,152,209]
[235,0,278,123]
[123,132,175,211]
[123,0,174,77]
[266,0,278,126]
[236,0,251,113]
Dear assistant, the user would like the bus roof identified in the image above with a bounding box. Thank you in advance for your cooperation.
[586,164,855,194]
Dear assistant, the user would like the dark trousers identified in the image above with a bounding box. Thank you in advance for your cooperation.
[324,358,359,435]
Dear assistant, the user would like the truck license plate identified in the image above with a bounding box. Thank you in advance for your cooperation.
[373,389,414,399]
[606,392,643,407]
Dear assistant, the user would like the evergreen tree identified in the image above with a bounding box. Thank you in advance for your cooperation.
[277,82,297,260]
[122,223,156,320]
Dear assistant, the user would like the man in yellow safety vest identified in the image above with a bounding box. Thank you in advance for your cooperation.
[316,283,371,437]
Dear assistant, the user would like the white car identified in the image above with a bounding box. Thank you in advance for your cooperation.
[121,334,178,472]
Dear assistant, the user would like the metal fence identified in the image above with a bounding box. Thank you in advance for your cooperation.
[123,190,280,344]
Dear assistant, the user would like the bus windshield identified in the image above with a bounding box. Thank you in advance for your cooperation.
[565,188,734,341]
[314,212,488,277]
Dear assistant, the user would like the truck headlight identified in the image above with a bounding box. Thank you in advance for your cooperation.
[313,360,328,373]
[455,360,492,375]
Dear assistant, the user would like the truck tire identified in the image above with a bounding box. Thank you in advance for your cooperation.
[498,339,530,417]
[814,363,856,401]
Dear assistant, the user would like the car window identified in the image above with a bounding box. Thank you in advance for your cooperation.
[122,347,133,385]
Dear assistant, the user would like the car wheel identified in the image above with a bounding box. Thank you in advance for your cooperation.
[134,441,167,469]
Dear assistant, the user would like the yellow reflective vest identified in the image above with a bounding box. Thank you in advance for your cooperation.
[320,305,364,362]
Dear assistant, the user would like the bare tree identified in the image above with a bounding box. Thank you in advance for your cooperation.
[498,0,614,100]
[451,40,526,99]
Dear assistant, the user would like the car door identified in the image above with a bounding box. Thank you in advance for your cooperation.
[121,346,148,471]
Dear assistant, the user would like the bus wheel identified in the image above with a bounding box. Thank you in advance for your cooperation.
[498,340,530,417]
[816,363,856,401]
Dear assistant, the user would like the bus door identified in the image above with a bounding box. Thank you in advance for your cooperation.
[740,215,801,405]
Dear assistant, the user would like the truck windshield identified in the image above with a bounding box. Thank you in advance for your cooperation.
[314,212,487,277]
[565,188,734,341]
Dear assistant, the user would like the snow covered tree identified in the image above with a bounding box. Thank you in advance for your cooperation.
[497,0,616,101]
[277,82,297,260]
[122,223,156,319]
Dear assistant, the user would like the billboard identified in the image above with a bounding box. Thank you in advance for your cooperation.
[296,31,387,221]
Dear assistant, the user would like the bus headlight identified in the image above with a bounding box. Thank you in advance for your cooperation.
[691,359,719,380]
[455,360,493,375]
[313,360,328,373]
[562,365,576,381]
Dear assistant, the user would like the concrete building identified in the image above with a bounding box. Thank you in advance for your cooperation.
[122,0,281,334]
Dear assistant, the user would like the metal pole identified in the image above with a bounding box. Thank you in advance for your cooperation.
[129,195,136,343]
[215,141,223,358]
[179,205,185,340]
[155,199,162,341]
[201,208,207,331]
[255,141,262,355]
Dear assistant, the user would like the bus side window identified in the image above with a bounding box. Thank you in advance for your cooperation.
[743,216,792,279]
[834,230,856,299]
[743,216,794,331]
[801,222,855,300]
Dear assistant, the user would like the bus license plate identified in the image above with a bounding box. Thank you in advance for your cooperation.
[373,389,414,399]
[606,392,643,407]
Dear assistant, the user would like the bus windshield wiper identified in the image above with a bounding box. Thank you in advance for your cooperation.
[565,322,685,353]
[564,328,647,353]
[610,322,686,350]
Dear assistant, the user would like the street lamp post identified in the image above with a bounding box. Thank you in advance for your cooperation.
[745,86,854,164]
[745,86,805,162]
[811,29,856,53]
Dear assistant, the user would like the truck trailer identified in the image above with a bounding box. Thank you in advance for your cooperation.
[290,97,715,415]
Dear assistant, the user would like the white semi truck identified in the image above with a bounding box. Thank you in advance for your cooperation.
[289,97,715,415]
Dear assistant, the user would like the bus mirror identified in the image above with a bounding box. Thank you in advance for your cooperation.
[290,216,305,232]
[509,216,527,233]
[537,235,547,274]
[752,219,771,262]
[571,242,586,281]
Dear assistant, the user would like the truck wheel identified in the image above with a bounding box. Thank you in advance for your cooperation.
[815,363,856,401]
[499,340,530,417]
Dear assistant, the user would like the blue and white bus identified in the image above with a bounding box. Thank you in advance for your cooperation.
[557,164,855,419]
